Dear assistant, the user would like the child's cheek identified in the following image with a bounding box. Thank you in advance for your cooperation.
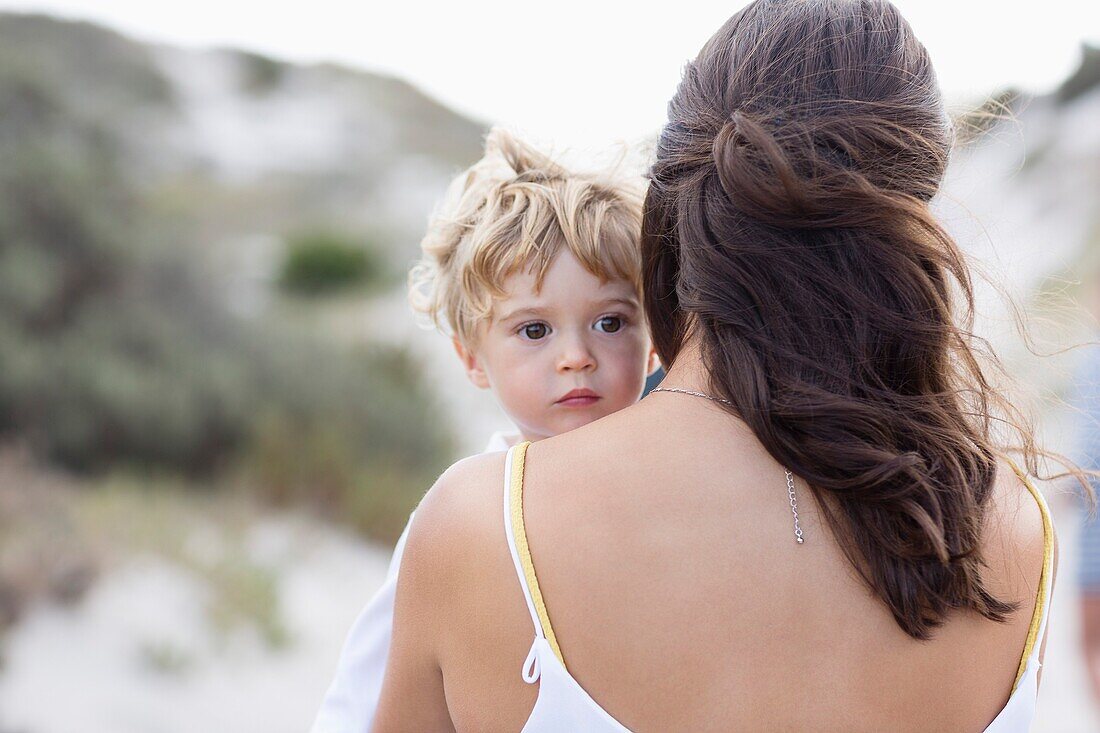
[610,333,650,372]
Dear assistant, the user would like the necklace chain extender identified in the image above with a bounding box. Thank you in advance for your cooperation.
[649,386,805,544]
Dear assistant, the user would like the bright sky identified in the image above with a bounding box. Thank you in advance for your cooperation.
[1,0,1098,153]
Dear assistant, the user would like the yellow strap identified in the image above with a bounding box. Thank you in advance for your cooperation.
[1005,456,1054,693]
[510,441,566,669]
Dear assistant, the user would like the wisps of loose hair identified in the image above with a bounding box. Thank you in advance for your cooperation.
[408,128,644,347]
[643,0,1096,639]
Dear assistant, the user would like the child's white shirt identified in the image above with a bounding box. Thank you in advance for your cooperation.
[310,430,520,733]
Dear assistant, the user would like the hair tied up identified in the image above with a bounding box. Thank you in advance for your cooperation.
[711,107,928,231]
[712,109,816,227]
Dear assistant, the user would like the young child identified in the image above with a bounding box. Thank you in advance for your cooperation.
[310,128,660,732]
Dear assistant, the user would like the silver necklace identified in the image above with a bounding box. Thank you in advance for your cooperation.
[649,386,805,544]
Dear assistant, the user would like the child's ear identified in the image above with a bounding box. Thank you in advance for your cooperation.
[452,336,491,390]
[646,345,662,376]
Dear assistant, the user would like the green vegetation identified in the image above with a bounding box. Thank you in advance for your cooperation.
[0,12,496,654]
[277,229,392,296]
[0,13,174,118]
[0,24,454,546]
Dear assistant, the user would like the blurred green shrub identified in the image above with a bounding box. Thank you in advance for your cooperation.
[277,230,390,296]
[242,338,451,543]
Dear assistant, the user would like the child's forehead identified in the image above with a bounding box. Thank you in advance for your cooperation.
[501,250,634,295]
[490,280,640,321]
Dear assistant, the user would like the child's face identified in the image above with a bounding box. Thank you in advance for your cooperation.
[453,250,660,442]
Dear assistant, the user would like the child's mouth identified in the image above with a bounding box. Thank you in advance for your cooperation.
[555,389,601,407]
[557,396,601,407]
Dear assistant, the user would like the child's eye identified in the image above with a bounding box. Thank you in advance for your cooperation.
[595,315,624,333]
[519,322,551,340]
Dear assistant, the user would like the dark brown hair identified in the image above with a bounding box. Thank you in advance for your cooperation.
[643,0,1090,639]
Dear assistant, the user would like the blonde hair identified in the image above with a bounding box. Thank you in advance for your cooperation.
[408,128,644,347]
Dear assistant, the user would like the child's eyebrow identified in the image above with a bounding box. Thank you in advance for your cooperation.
[597,297,640,310]
[497,306,549,322]
[498,298,638,323]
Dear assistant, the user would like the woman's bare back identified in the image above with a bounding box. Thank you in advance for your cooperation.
[422,394,1049,732]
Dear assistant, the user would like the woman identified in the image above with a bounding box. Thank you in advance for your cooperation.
[373,1,1078,730]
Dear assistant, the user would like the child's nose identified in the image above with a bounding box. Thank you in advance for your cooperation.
[557,335,596,372]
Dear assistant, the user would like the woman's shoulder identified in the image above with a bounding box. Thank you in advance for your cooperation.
[395,451,510,601]
[409,450,508,549]
[981,455,1056,608]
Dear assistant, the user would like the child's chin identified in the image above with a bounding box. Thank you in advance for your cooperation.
[556,409,612,432]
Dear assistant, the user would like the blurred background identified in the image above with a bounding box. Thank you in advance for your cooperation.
[0,2,1097,731]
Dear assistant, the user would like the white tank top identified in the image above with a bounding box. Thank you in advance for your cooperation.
[502,442,1054,732]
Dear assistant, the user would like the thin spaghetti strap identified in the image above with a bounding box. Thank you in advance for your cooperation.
[501,441,566,669]
[1004,456,1055,693]
[504,444,543,638]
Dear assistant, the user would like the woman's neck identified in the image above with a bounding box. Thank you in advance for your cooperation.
[656,333,712,395]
